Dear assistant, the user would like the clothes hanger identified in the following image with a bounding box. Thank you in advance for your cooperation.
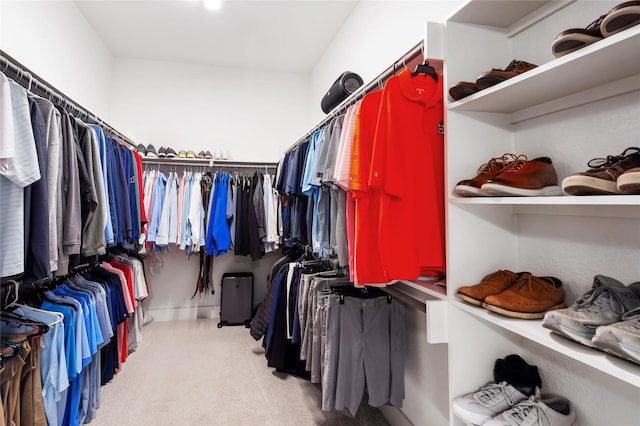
[411,59,438,81]
[0,340,23,368]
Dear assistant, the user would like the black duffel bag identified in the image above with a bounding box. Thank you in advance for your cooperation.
[321,71,364,113]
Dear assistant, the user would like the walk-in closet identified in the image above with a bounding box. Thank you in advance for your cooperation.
[2,1,640,425]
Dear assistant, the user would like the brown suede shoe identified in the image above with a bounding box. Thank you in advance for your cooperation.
[457,270,525,306]
[562,147,640,195]
[481,156,562,197]
[483,274,566,319]
[475,60,537,90]
[453,154,518,197]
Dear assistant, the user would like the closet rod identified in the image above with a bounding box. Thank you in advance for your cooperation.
[286,40,426,153]
[0,50,137,149]
[141,158,278,169]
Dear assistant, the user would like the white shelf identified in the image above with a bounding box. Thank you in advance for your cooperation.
[447,0,559,27]
[453,300,640,388]
[448,25,640,122]
[449,195,640,206]
[396,279,448,301]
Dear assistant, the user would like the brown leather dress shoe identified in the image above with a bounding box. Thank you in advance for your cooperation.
[454,153,516,197]
[475,60,537,90]
[483,274,566,319]
[480,156,563,197]
[457,270,525,306]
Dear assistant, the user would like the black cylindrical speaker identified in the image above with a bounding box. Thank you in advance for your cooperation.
[321,71,364,114]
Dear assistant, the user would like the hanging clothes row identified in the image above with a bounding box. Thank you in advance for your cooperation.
[1,251,148,426]
[141,168,282,260]
[0,71,147,284]
[255,252,407,418]
[275,65,445,287]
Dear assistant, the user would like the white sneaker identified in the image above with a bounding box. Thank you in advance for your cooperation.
[592,306,640,365]
[483,395,577,426]
[452,382,539,425]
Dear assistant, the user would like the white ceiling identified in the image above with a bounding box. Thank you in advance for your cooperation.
[75,0,359,73]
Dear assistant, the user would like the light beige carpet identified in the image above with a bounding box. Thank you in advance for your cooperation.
[90,319,390,426]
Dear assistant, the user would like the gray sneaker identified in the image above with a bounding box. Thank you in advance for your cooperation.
[452,382,539,425]
[542,275,640,347]
[592,305,640,365]
[484,395,577,426]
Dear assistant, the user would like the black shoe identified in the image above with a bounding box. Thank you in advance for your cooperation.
[136,144,147,156]
[166,147,177,158]
[204,150,213,160]
[158,146,167,158]
[146,144,158,158]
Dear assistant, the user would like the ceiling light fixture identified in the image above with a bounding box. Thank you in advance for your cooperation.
[203,0,223,11]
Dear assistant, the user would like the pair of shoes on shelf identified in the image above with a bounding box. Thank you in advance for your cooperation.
[141,144,159,158]
[196,151,213,159]
[452,354,576,426]
[449,60,538,101]
[157,146,177,158]
[552,1,640,58]
[457,270,566,319]
[562,147,640,195]
[542,275,640,365]
[177,150,198,158]
[454,153,562,197]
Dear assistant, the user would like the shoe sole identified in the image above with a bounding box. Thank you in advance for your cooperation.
[480,184,563,197]
[551,33,602,58]
[617,170,640,194]
[457,293,483,307]
[562,175,620,195]
[541,314,597,347]
[452,399,494,425]
[592,329,640,364]
[482,302,567,319]
[601,5,640,37]
[449,85,479,101]
[475,75,508,90]
[453,184,488,197]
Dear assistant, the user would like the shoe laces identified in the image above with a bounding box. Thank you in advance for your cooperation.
[503,396,542,425]
[500,60,525,72]
[587,147,640,171]
[573,286,627,315]
[477,154,518,174]
[503,155,529,174]
[586,14,606,31]
[475,382,519,406]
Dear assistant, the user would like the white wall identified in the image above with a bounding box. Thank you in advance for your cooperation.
[109,57,310,162]
[309,0,463,125]
[0,0,114,119]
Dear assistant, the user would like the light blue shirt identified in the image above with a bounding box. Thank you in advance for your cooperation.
[14,306,68,426]
[301,129,322,196]
[147,171,167,243]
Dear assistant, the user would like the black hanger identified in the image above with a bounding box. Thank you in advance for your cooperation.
[411,60,438,82]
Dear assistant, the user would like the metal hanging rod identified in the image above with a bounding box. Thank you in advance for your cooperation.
[141,157,277,169]
[0,49,137,149]
[286,40,427,153]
